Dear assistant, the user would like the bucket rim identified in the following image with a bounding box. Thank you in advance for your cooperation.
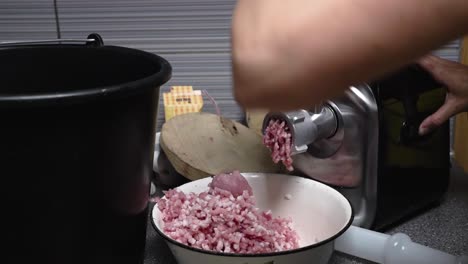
[0,45,172,106]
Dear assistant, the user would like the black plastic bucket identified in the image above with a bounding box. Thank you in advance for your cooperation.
[0,34,171,264]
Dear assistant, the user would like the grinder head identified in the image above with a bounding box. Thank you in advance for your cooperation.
[262,104,339,157]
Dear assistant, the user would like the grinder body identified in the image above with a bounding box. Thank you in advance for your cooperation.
[262,64,450,230]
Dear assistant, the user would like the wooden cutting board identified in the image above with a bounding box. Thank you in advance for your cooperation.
[160,112,283,181]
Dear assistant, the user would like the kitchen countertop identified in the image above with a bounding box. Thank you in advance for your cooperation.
[143,160,468,264]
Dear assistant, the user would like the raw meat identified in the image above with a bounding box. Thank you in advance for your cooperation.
[263,119,294,171]
[156,173,300,254]
[209,170,253,197]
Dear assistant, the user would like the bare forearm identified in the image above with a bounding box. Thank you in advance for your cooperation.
[231,0,468,111]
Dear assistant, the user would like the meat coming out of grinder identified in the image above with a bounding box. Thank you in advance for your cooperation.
[263,119,294,171]
[156,171,300,254]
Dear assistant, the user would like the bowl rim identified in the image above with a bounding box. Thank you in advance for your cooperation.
[150,172,355,258]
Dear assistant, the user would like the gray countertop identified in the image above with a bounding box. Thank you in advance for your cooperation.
[144,160,468,264]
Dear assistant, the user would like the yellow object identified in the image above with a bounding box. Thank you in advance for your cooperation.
[163,86,204,121]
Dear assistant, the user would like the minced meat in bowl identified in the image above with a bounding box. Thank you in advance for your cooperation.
[151,171,354,262]
[153,171,300,254]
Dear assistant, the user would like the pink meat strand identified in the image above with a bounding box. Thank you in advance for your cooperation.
[263,120,294,171]
[156,172,300,254]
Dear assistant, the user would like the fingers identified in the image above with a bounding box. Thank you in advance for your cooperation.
[418,55,452,83]
[418,54,452,69]
[418,55,468,85]
[417,54,468,135]
[419,100,454,135]
[417,55,450,136]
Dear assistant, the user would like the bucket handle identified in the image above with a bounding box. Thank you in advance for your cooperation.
[0,33,104,48]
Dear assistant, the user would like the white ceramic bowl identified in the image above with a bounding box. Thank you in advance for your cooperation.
[151,172,353,264]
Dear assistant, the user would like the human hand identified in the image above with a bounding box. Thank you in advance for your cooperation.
[418,55,468,135]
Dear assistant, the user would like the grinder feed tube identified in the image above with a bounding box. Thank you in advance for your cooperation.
[262,105,338,171]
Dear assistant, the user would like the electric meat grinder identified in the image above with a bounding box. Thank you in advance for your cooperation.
[262,64,451,230]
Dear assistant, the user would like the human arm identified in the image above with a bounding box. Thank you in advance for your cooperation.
[231,0,468,111]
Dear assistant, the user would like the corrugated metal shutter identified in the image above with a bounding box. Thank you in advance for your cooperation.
[56,0,236,131]
[434,39,461,62]
[0,0,57,40]
[1,0,462,134]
